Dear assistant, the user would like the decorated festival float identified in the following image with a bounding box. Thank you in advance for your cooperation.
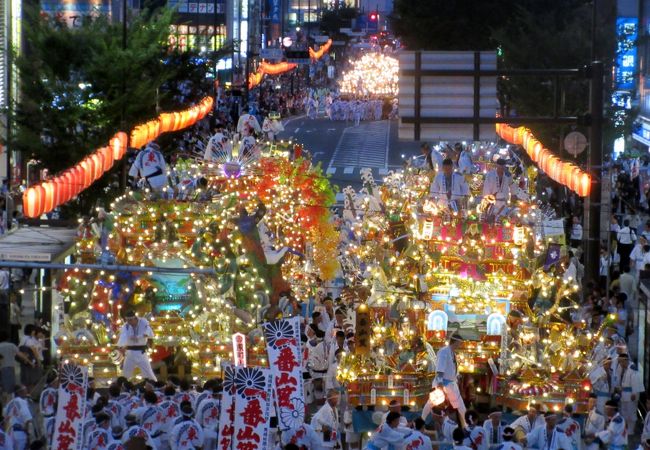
[335,132,600,414]
[52,128,339,386]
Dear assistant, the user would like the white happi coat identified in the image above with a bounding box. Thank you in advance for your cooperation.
[430,172,470,208]
[435,345,466,416]
[310,402,340,449]
[482,170,513,204]
[526,426,572,450]
[583,408,606,450]
[596,413,627,449]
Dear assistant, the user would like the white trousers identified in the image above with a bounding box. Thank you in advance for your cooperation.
[122,349,157,380]
[621,400,638,430]
[443,381,467,417]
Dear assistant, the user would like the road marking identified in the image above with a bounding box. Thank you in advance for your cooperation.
[326,167,336,175]
[328,121,390,170]
[344,167,354,174]
[335,192,345,202]
[295,128,300,133]
[379,168,389,175]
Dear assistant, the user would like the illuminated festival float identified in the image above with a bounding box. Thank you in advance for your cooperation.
[335,139,598,412]
[338,52,399,98]
[54,141,339,385]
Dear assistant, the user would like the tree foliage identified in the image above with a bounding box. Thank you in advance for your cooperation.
[390,0,517,50]
[13,5,228,213]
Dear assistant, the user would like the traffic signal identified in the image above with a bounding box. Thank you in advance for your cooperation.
[369,11,378,21]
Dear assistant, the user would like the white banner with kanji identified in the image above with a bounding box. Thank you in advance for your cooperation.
[51,363,88,450]
[232,366,274,450]
[218,364,236,450]
[263,316,305,431]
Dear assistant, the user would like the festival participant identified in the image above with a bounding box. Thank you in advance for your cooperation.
[509,404,544,443]
[442,408,462,443]
[0,429,13,450]
[412,143,443,172]
[3,385,34,450]
[482,159,514,215]
[159,386,181,435]
[497,427,522,450]
[483,409,507,449]
[311,389,341,450]
[453,427,474,450]
[594,401,627,450]
[195,386,220,450]
[174,379,198,409]
[262,112,284,142]
[381,400,408,428]
[583,394,606,450]
[107,383,127,431]
[122,414,157,450]
[457,145,475,174]
[168,402,204,450]
[435,333,467,425]
[616,219,636,269]
[613,353,644,431]
[38,371,58,420]
[280,423,321,449]
[203,131,231,161]
[525,412,572,450]
[363,411,412,450]
[400,418,433,450]
[236,108,261,136]
[430,159,470,211]
[116,310,156,381]
[128,142,168,191]
[555,404,581,450]
[88,413,114,450]
[463,410,488,450]
[134,391,164,449]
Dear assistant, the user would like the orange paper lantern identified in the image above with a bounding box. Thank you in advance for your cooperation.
[23,185,46,218]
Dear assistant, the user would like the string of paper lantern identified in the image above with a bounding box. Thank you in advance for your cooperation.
[496,122,591,197]
[309,39,332,61]
[23,96,214,218]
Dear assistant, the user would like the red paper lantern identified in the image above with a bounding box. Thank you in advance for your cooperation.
[79,159,93,188]
[23,185,46,218]
[90,153,104,181]
[42,181,56,214]
[577,172,591,197]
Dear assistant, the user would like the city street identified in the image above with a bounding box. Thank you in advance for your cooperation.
[279,116,420,202]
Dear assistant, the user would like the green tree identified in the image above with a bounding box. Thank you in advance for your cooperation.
[13,5,228,214]
[390,0,517,50]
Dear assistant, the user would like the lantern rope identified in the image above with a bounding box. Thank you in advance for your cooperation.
[495,120,592,197]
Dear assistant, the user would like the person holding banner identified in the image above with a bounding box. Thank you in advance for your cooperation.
[311,389,341,450]
[435,333,467,427]
[117,310,157,381]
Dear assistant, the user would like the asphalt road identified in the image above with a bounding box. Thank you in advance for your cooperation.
[278,116,421,202]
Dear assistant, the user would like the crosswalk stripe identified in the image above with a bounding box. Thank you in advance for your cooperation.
[326,167,336,174]
[344,167,354,174]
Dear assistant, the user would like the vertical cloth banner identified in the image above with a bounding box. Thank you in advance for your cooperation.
[51,363,88,450]
[262,317,306,431]
[232,367,274,450]
[218,364,236,450]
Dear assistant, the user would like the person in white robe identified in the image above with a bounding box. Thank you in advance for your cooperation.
[310,389,341,450]
[430,159,470,211]
[435,333,467,426]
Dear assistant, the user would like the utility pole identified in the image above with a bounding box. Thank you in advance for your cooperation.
[584,61,604,282]
[120,0,128,191]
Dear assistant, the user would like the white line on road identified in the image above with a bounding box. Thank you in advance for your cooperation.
[344,167,354,174]
[335,192,345,202]
[326,168,336,174]
[379,168,389,175]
